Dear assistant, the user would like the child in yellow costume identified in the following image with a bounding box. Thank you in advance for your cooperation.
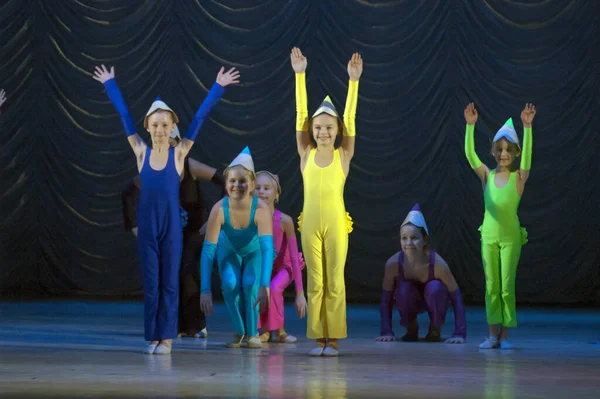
[291,47,362,357]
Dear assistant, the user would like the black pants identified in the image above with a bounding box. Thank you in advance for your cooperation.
[178,230,206,334]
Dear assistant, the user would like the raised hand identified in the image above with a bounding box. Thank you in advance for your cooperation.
[445,337,465,344]
[216,67,241,87]
[0,89,6,108]
[347,53,363,81]
[290,47,307,74]
[375,335,395,342]
[521,103,536,127]
[200,292,214,315]
[464,102,478,125]
[92,65,115,84]
[294,293,307,319]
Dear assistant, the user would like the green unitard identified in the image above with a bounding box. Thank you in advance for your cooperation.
[465,123,532,327]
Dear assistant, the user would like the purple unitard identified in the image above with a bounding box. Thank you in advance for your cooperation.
[380,251,467,340]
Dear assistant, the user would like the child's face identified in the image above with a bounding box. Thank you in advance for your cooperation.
[254,174,278,205]
[226,167,255,200]
[400,224,428,254]
[492,138,520,168]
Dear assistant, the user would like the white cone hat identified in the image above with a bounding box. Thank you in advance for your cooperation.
[401,203,429,235]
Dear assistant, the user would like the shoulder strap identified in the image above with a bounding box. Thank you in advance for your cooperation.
[167,146,176,169]
[249,196,258,225]
[428,250,436,281]
[273,209,282,228]
[397,251,405,279]
[222,197,230,226]
[143,146,151,167]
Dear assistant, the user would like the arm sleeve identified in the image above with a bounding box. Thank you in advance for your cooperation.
[259,235,275,287]
[286,236,304,293]
[380,289,395,337]
[520,127,532,170]
[295,73,308,132]
[103,79,136,137]
[343,80,359,137]
[184,82,225,142]
[448,288,467,339]
[464,124,482,169]
[200,241,217,293]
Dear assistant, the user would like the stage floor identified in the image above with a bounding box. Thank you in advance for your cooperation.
[0,301,598,398]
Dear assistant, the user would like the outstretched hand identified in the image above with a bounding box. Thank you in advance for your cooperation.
[216,67,240,87]
[464,102,478,125]
[521,103,536,127]
[347,53,363,81]
[0,88,6,108]
[92,65,115,84]
[445,337,465,344]
[290,47,307,74]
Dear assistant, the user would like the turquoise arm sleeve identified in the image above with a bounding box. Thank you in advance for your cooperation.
[520,127,532,170]
[200,241,217,293]
[464,124,482,169]
[259,235,274,287]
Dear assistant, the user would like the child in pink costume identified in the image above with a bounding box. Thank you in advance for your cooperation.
[255,171,308,343]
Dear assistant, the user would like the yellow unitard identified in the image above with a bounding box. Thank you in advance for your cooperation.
[295,73,357,339]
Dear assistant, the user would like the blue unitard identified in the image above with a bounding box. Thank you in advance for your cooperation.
[103,77,225,341]
[200,197,274,337]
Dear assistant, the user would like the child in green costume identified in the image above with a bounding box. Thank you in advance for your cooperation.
[463,103,536,349]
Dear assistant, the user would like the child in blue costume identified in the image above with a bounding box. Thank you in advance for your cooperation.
[92,64,240,354]
[200,147,275,349]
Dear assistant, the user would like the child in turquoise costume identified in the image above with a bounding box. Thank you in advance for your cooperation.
[199,147,274,349]
[463,103,536,349]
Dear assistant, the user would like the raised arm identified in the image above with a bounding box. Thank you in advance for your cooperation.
[179,67,240,158]
[92,65,145,158]
[199,201,224,315]
[280,213,307,319]
[376,253,399,341]
[290,48,312,158]
[0,89,6,115]
[121,176,141,233]
[341,53,362,161]
[434,255,467,343]
[463,103,489,183]
[518,103,535,183]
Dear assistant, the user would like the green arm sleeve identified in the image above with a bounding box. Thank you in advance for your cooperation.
[464,124,482,169]
[520,127,532,170]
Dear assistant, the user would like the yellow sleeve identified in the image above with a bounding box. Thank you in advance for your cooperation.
[343,80,359,137]
[295,73,308,132]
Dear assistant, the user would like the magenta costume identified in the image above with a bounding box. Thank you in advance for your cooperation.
[258,209,305,331]
[380,250,467,341]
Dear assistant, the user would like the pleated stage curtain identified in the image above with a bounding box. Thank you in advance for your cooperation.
[0,0,598,304]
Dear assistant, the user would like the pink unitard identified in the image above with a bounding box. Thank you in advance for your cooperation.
[258,209,305,331]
